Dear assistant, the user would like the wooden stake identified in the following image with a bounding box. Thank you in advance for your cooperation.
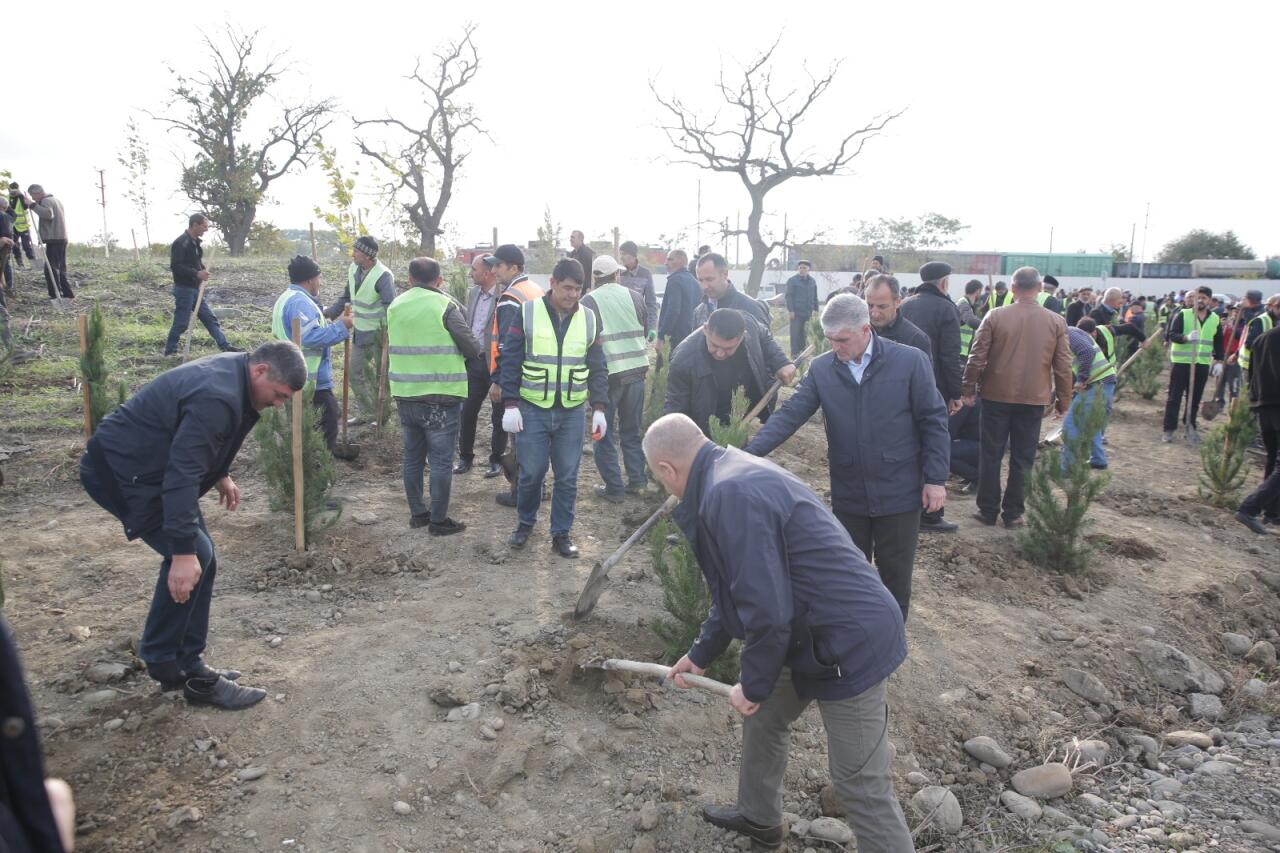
[79,315,92,439]
[183,281,207,361]
[291,316,306,553]
[309,222,318,258]
[341,305,353,446]
[131,229,140,262]
[375,327,389,439]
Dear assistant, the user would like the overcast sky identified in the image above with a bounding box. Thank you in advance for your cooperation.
[5,0,1275,263]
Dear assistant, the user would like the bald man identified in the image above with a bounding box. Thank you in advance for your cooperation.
[649,413,912,852]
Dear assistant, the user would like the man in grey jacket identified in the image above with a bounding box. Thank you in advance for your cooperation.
[456,254,508,477]
[26,184,73,300]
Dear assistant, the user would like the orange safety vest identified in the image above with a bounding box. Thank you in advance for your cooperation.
[489,277,545,371]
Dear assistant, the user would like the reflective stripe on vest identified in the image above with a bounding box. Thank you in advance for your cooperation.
[271,289,326,381]
[1085,339,1117,385]
[1036,291,1049,307]
[386,287,468,399]
[489,278,544,372]
[519,299,596,409]
[1169,309,1220,365]
[1098,325,1117,367]
[590,283,648,376]
[350,261,392,332]
[11,197,28,233]
[956,299,974,358]
[988,291,1012,311]
[1239,313,1274,371]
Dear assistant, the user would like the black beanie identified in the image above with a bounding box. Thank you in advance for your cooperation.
[288,255,322,284]
[353,235,379,258]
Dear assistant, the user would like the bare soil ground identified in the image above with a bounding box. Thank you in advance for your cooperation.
[2,258,1278,853]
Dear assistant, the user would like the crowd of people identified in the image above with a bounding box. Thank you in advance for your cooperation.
[5,212,1280,851]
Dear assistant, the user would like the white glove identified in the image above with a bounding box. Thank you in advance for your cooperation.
[1185,330,1199,342]
[591,410,608,440]
[502,407,524,433]
[1211,363,1223,379]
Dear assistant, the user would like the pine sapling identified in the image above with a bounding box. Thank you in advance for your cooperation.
[253,384,337,534]
[1124,340,1165,400]
[1020,388,1110,573]
[353,323,393,431]
[642,357,668,433]
[80,301,121,432]
[649,519,740,683]
[1111,336,1137,399]
[1198,396,1258,508]
[709,387,750,448]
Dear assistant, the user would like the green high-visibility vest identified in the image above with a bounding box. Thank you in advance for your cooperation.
[590,283,648,376]
[956,298,975,359]
[1169,309,1220,366]
[1097,325,1117,368]
[1157,305,1171,326]
[1239,313,1274,371]
[10,196,28,233]
[271,288,326,381]
[988,291,1012,311]
[1084,339,1117,384]
[350,261,392,333]
[1036,291,1050,307]
[520,298,596,409]
[386,287,468,400]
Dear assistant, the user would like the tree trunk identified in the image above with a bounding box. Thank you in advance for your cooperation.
[223,204,256,257]
[417,229,436,257]
[744,190,768,297]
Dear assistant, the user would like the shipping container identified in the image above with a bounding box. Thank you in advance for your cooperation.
[1001,253,1112,278]
[1190,259,1267,278]
[1111,262,1193,279]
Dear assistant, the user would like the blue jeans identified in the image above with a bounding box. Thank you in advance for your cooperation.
[514,402,585,535]
[593,379,646,493]
[164,286,229,353]
[1062,382,1114,468]
[396,400,462,521]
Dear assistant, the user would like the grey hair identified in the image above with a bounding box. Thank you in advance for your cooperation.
[1103,287,1123,303]
[1011,266,1041,292]
[249,340,307,391]
[0,197,8,209]
[26,184,43,195]
[821,293,871,333]
[643,413,708,465]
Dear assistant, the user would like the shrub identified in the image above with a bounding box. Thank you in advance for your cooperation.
[1198,396,1258,508]
[709,387,750,448]
[252,384,336,537]
[649,519,740,684]
[352,323,392,431]
[80,301,128,433]
[1020,389,1110,573]
[1123,340,1165,400]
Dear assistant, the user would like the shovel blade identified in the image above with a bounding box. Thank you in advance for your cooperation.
[1200,400,1221,421]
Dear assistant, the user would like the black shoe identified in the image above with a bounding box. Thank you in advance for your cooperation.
[454,458,473,475]
[956,479,976,495]
[626,483,646,495]
[1264,516,1280,526]
[919,518,959,533]
[220,345,244,353]
[332,444,360,461]
[551,534,580,559]
[700,804,783,849]
[429,517,466,536]
[972,512,997,526]
[410,513,432,529]
[483,461,503,479]
[1089,462,1109,470]
[183,676,266,710]
[187,660,242,682]
[495,491,517,508]
[1003,516,1025,529]
[1235,511,1269,535]
[508,524,532,548]
[594,484,625,504]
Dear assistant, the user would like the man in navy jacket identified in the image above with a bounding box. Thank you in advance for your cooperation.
[651,414,912,851]
[746,294,950,620]
[79,342,306,710]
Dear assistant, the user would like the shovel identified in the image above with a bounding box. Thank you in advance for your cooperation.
[580,658,731,697]
[1043,328,1162,446]
[573,343,816,620]
[1200,371,1227,421]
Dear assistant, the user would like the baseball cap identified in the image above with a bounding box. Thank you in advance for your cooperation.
[592,255,622,278]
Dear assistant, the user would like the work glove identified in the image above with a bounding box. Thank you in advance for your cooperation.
[591,410,608,441]
[1211,363,1223,379]
[1185,330,1199,343]
[502,407,524,433]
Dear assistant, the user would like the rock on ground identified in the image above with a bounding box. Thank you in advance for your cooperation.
[963,736,1013,769]
[807,816,853,844]
[910,786,963,834]
[1011,763,1073,799]
[1059,667,1113,705]
[1188,693,1224,721]
[1132,639,1226,695]
[1220,632,1252,656]
[1000,790,1042,821]
[1245,640,1277,669]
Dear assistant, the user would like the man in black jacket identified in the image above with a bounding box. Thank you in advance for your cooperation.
[164,213,239,356]
[1162,285,1224,442]
[79,341,307,710]
[1235,324,1280,532]
[650,415,913,852]
[691,252,771,327]
[783,260,820,357]
[665,308,794,437]
[657,249,700,359]
[864,275,933,359]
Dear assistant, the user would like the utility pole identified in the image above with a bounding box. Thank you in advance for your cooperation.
[735,212,741,266]
[95,167,109,258]
[1128,222,1137,276]
[1138,202,1150,282]
[612,226,620,258]
[492,226,498,249]
[695,180,701,250]
[1048,225,1054,254]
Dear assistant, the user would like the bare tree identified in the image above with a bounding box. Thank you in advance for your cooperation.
[155,26,333,256]
[653,41,901,295]
[117,117,154,247]
[354,25,484,256]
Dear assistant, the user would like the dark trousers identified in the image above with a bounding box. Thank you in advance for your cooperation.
[313,388,339,453]
[1162,362,1210,431]
[835,509,920,621]
[458,362,507,464]
[164,286,230,354]
[0,243,12,293]
[950,438,979,482]
[789,312,811,358]
[1240,410,1280,520]
[41,238,73,298]
[977,400,1042,522]
[14,229,34,262]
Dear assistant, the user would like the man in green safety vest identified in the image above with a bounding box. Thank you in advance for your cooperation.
[270,256,354,454]
[6,182,35,268]
[956,279,983,365]
[1162,286,1224,444]
[1038,276,1064,313]
[1232,292,1279,379]
[497,258,611,558]
[1061,324,1118,469]
[582,255,650,502]
[387,258,482,535]
[325,235,395,421]
[981,280,1012,317]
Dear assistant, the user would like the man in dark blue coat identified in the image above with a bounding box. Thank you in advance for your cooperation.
[650,413,913,852]
[79,341,306,710]
[746,294,950,621]
[656,249,701,360]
